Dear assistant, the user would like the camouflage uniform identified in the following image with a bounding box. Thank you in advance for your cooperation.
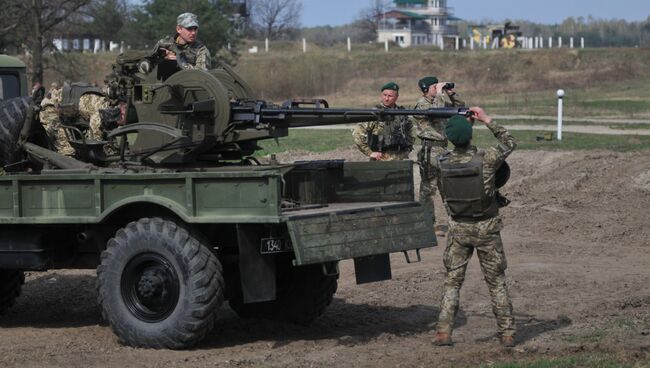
[433,120,517,338]
[414,92,465,224]
[155,36,212,71]
[39,87,75,156]
[78,93,110,141]
[352,104,414,161]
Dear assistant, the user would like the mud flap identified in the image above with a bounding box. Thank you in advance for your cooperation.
[236,224,276,303]
[354,253,392,284]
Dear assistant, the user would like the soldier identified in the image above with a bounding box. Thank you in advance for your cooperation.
[352,82,413,161]
[39,83,75,156]
[432,107,517,347]
[414,76,465,237]
[156,12,212,70]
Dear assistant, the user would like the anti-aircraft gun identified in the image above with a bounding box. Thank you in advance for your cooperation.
[0,51,470,349]
[95,50,470,167]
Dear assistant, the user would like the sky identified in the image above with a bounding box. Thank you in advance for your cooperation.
[301,0,650,27]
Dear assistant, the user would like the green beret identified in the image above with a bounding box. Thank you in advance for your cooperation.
[445,115,473,146]
[381,82,399,92]
[418,76,438,91]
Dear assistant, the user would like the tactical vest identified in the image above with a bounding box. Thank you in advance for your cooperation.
[438,151,499,222]
[176,39,205,66]
[368,107,412,152]
[59,83,103,118]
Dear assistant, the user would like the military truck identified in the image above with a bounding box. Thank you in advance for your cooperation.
[0,51,469,349]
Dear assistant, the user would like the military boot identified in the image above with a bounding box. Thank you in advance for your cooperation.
[501,335,515,347]
[433,332,453,346]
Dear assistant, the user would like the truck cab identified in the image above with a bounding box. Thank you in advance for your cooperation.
[0,55,29,100]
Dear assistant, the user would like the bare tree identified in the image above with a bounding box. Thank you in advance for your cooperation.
[0,0,90,85]
[356,0,393,38]
[249,0,302,39]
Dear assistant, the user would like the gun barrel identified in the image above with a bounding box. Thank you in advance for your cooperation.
[256,107,470,128]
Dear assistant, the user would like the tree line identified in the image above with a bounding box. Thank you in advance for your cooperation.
[2,0,649,85]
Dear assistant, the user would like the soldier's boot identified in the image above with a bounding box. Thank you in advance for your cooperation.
[500,335,515,348]
[433,332,453,346]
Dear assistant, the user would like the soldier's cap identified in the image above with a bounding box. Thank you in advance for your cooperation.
[177,12,199,28]
[418,76,438,91]
[445,115,473,146]
[381,82,399,92]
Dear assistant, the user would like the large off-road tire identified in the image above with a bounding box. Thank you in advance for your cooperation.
[0,270,25,315]
[229,261,338,325]
[97,217,224,349]
[0,97,31,167]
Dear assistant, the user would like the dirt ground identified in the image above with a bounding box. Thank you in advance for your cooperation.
[1,148,649,367]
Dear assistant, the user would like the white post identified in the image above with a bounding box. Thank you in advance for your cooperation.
[470,37,474,50]
[570,37,574,48]
[482,36,487,49]
[549,37,553,48]
[581,37,585,48]
[557,89,565,141]
[440,37,445,50]
[385,39,389,52]
[265,38,269,52]
[455,36,459,50]
[347,37,351,52]
[302,38,306,53]
[534,37,538,48]
[462,38,467,49]
[558,37,563,48]
[540,37,544,48]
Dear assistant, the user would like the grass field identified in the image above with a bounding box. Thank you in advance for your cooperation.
[255,128,650,157]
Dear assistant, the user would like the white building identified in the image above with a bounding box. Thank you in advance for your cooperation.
[377,0,459,47]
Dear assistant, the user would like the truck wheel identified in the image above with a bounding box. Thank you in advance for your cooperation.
[97,217,224,349]
[230,262,338,325]
[0,97,31,167]
[0,270,25,315]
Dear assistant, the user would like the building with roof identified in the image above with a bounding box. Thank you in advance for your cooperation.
[377,0,459,47]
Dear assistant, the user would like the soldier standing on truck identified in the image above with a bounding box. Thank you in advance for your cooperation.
[156,12,212,71]
[414,76,466,237]
[352,82,414,161]
[431,107,517,347]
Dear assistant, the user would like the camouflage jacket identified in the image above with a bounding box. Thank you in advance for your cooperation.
[432,121,516,231]
[413,92,465,142]
[352,103,414,159]
[156,36,212,70]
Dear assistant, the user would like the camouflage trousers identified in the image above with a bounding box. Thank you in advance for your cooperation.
[39,106,74,156]
[417,142,447,225]
[436,218,515,337]
[78,94,109,141]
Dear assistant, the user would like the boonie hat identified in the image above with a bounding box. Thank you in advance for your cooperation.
[177,12,199,28]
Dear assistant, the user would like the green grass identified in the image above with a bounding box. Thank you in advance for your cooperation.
[255,128,650,156]
[481,354,639,368]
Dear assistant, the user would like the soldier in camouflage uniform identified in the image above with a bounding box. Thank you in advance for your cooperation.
[352,82,413,161]
[156,12,211,70]
[431,107,517,347]
[39,83,75,156]
[78,93,110,141]
[414,76,466,237]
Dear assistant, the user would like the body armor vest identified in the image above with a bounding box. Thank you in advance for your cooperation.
[368,107,412,152]
[438,151,499,222]
[59,83,103,118]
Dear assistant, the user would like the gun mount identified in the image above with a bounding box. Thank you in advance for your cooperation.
[99,51,470,167]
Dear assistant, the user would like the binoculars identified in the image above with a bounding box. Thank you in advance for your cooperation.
[443,82,455,90]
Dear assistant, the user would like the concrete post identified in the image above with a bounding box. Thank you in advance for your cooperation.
[557,89,565,141]
[470,37,474,50]
[455,36,459,50]
[581,37,585,48]
[385,39,389,52]
[347,37,351,52]
[302,38,306,53]
[265,38,269,52]
[549,37,553,48]
[570,37,574,48]
[558,37,563,48]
